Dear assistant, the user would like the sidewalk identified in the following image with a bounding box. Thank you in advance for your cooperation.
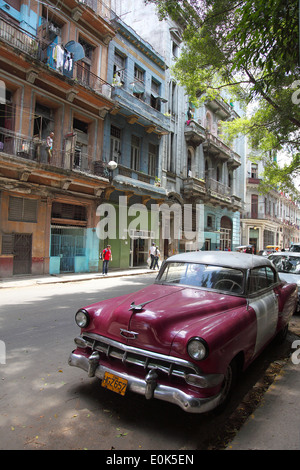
[0,267,157,289]
[227,360,300,450]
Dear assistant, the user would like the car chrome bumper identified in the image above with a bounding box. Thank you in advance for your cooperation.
[68,351,224,414]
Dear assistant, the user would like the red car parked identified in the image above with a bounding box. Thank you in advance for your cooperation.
[69,251,297,413]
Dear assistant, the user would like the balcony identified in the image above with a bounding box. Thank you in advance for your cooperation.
[0,17,39,58]
[112,164,167,200]
[183,176,206,198]
[184,120,206,147]
[205,97,235,120]
[0,127,107,178]
[111,85,170,136]
[0,17,113,110]
[203,132,241,167]
[205,177,243,210]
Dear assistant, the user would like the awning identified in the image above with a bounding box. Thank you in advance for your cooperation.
[130,81,145,94]
[151,92,168,103]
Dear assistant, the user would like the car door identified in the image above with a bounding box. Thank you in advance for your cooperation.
[248,266,279,356]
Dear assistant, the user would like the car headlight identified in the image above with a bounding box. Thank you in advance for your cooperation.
[75,309,89,328]
[187,337,209,360]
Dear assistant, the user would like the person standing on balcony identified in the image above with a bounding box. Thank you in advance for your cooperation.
[46,131,54,164]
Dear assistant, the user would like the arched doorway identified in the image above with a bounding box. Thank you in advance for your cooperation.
[220,216,232,250]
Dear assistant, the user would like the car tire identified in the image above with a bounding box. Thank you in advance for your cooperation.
[275,324,288,344]
[212,359,237,414]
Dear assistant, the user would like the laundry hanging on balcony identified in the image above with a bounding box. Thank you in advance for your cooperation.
[49,40,85,78]
[65,41,85,62]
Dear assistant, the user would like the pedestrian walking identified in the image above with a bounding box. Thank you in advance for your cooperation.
[153,246,160,270]
[149,242,156,269]
[101,245,112,275]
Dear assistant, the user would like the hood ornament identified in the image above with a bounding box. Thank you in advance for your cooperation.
[129,299,154,312]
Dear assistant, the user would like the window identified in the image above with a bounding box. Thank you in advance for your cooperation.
[113,51,125,85]
[131,135,140,171]
[77,37,95,86]
[172,41,179,58]
[148,143,157,176]
[133,66,145,99]
[134,66,144,83]
[8,197,37,222]
[51,202,86,222]
[251,164,258,179]
[110,125,121,163]
[151,79,161,111]
[207,215,213,228]
[251,194,258,218]
[248,266,276,293]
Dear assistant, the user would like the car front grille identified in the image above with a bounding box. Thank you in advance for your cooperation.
[77,332,200,379]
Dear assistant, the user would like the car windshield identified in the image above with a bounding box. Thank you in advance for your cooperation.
[158,262,244,294]
[269,255,300,274]
[290,245,300,252]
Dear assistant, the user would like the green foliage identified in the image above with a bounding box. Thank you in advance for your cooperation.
[146,0,300,197]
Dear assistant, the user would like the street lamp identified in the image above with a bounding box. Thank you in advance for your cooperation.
[107,160,118,171]
[107,160,118,182]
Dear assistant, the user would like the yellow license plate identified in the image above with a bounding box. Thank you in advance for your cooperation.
[101,372,128,396]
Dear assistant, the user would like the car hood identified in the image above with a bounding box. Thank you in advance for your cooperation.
[278,272,300,286]
[83,284,246,356]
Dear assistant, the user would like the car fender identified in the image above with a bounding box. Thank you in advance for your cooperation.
[170,304,257,376]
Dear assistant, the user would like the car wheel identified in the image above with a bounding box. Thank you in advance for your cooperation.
[213,360,237,414]
[276,324,288,344]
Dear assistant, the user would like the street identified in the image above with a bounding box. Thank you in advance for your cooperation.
[0,273,299,450]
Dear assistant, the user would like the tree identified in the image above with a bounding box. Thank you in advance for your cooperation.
[146,0,300,197]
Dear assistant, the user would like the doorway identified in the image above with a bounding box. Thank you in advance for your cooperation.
[220,216,232,250]
[13,234,32,275]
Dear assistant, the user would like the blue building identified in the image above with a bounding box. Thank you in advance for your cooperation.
[101,16,170,268]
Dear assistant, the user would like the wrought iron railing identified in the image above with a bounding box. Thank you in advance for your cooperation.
[0,17,112,97]
[0,17,39,57]
[206,177,232,197]
[0,127,107,177]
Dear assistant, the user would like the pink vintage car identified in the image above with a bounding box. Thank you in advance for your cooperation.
[68,251,297,413]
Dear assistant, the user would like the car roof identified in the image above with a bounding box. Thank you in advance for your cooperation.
[269,252,300,257]
[167,251,274,270]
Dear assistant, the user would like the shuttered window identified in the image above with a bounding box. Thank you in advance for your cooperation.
[8,197,37,222]
[1,233,14,254]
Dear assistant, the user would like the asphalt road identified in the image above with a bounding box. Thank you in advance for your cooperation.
[0,274,298,451]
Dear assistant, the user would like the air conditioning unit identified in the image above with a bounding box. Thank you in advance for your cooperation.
[48,23,61,37]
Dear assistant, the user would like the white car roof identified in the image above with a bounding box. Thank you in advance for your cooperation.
[167,251,274,270]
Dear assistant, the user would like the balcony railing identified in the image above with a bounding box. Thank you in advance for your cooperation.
[74,62,112,97]
[206,177,231,197]
[0,17,112,98]
[205,131,241,166]
[0,128,107,177]
[0,17,39,58]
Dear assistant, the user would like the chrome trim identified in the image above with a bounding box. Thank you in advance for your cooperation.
[120,329,139,340]
[77,332,201,378]
[68,352,224,414]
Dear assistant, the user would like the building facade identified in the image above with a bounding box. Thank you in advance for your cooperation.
[241,160,300,252]
[0,0,116,277]
[100,15,170,269]
[112,0,246,254]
